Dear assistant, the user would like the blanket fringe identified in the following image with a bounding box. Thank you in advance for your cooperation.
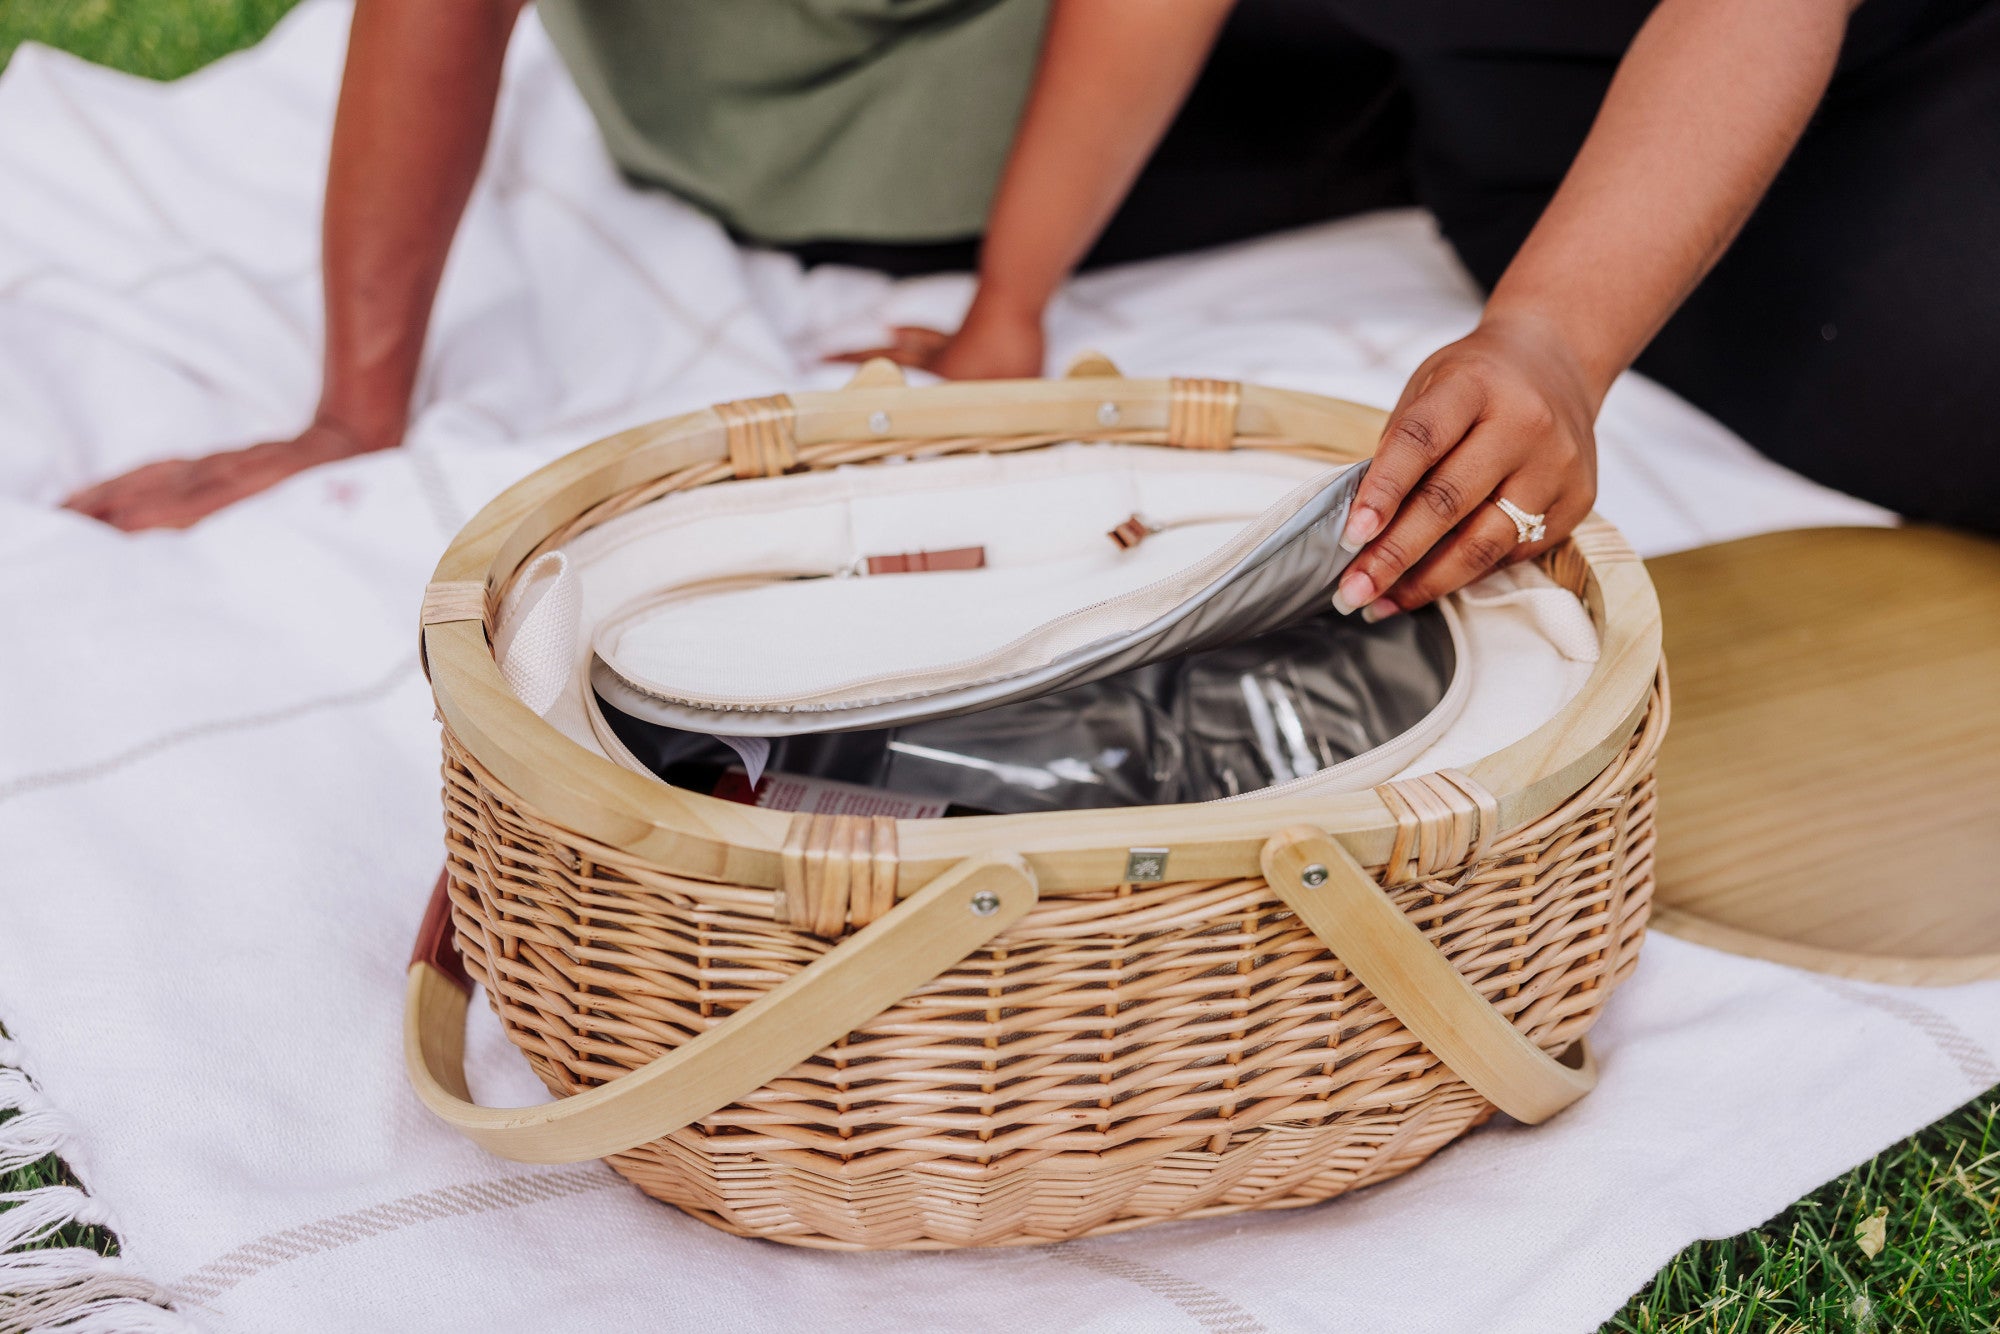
[2,1045,192,1333]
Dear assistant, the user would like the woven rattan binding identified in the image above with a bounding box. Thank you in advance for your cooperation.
[717,394,799,479]
[1374,769,1498,886]
[781,813,900,934]
[421,580,488,626]
[1166,377,1241,449]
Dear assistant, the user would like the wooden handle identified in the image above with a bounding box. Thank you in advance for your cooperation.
[1259,827,1595,1123]
[404,854,1040,1164]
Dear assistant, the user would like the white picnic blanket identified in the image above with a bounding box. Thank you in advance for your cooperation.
[1,4,1994,1331]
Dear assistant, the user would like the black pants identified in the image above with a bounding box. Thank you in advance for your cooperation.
[782,0,1414,274]
[790,0,2000,532]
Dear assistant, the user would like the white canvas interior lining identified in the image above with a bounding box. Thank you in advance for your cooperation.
[495,443,1600,800]
[1393,562,1599,781]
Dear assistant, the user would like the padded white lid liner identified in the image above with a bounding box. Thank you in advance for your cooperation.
[595,448,1342,708]
[493,443,1600,802]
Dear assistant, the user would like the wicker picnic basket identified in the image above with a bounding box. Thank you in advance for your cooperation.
[405,362,1667,1250]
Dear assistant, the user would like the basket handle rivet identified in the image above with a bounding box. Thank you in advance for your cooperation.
[969,890,1002,917]
[1300,864,1331,889]
[1097,401,1120,426]
[869,410,892,435]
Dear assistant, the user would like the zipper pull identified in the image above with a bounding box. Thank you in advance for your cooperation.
[1109,514,1157,550]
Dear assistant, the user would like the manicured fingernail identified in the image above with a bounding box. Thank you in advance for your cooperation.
[1332,571,1376,616]
[1339,504,1382,553]
[1361,598,1400,624]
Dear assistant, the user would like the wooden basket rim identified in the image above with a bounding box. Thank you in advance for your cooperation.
[423,375,1662,895]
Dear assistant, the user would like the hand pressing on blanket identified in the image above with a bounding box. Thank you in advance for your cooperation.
[61,420,393,530]
[62,0,528,531]
[827,306,1045,381]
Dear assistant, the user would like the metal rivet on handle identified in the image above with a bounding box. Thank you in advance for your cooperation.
[969,890,1001,917]
[1097,401,1120,426]
[869,410,891,435]
[1301,864,1330,889]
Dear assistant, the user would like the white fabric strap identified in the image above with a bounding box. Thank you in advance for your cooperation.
[493,552,581,718]
[1455,562,1601,663]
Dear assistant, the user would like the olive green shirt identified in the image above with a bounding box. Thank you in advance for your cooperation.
[537,0,1050,246]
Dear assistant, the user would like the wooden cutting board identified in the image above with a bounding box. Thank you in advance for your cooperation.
[1646,526,2000,984]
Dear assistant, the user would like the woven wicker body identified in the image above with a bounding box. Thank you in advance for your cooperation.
[411,366,1666,1250]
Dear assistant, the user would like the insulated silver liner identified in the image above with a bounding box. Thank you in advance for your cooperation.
[594,602,1456,816]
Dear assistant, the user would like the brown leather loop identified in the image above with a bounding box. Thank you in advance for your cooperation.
[411,867,474,994]
[1108,515,1154,550]
[781,814,901,935]
[1166,378,1240,450]
[864,546,987,575]
[717,394,799,479]
[1375,769,1500,884]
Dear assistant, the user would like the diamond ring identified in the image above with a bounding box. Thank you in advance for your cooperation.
[1494,497,1548,545]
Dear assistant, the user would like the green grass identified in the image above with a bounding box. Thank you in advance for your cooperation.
[0,5,1996,1329]
[1,1022,120,1256]
[1609,1088,1999,1333]
[0,1133,120,1257]
[0,0,302,81]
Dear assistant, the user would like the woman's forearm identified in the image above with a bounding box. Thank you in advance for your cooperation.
[1484,0,1854,402]
[57,0,527,529]
[967,0,1234,324]
[317,0,528,448]
[1334,0,1859,617]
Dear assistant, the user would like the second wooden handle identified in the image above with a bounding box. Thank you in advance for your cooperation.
[1260,826,1595,1124]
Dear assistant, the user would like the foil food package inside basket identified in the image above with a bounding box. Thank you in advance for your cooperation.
[595,605,1456,816]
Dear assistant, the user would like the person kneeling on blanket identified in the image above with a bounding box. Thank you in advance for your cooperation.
[63,0,2000,619]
